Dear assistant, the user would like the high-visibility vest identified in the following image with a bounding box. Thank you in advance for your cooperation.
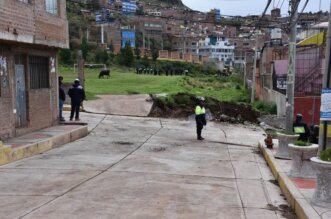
[294,126,305,134]
[195,106,205,115]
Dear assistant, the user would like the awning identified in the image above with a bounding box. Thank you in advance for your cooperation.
[297,32,326,47]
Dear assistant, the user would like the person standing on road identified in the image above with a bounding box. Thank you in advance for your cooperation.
[58,76,66,122]
[68,79,86,121]
[195,98,206,140]
[293,113,310,141]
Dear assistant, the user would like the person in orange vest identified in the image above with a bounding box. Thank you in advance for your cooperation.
[195,98,206,140]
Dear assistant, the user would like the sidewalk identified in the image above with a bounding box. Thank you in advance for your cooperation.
[259,140,331,219]
[0,123,88,166]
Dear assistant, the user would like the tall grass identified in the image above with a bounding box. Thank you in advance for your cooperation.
[59,66,248,102]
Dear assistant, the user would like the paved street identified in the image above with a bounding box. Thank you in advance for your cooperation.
[0,113,293,219]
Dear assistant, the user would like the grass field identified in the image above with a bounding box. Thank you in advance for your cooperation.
[59,66,248,102]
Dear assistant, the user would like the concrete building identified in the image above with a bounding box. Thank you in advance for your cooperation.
[122,0,137,15]
[0,0,69,140]
[198,36,235,66]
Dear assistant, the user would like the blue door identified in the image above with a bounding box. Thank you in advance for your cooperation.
[15,65,27,127]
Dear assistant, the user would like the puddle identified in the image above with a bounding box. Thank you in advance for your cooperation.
[269,179,279,186]
[149,146,166,152]
[113,141,134,145]
[267,204,297,219]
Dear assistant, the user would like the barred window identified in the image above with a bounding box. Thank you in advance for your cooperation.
[45,0,58,14]
[29,56,50,89]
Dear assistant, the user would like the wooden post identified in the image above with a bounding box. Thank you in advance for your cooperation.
[77,50,85,88]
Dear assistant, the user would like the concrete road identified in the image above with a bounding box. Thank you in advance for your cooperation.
[0,113,294,219]
[83,95,153,116]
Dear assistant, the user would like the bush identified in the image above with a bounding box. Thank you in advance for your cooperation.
[293,140,310,146]
[156,96,176,109]
[253,101,277,114]
[165,96,176,108]
[320,148,331,162]
[154,97,166,110]
[172,93,191,106]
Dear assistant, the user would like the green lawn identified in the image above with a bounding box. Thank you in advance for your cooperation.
[59,66,248,102]
[59,66,184,100]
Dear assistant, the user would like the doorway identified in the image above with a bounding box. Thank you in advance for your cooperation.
[15,64,27,127]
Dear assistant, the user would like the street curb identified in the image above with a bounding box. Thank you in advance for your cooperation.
[63,106,85,112]
[258,140,321,219]
[0,126,88,166]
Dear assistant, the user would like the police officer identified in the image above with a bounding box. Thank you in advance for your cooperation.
[195,98,206,140]
[293,113,310,141]
[68,79,86,121]
[58,76,66,122]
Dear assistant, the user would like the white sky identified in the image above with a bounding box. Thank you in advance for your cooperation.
[181,0,331,16]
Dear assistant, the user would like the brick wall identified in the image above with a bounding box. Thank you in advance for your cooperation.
[191,55,200,63]
[0,49,15,140]
[183,54,191,62]
[0,43,59,139]
[0,1,67,140]
[294,96,321,126]
[0,0,69,48]
[170,51,180,60]
[159,50,169,59]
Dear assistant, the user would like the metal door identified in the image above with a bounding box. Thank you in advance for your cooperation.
[15,65,27,127]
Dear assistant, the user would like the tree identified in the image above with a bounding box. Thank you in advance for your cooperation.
[108,41,114,53]
[59,49,73,65]
[119,42,134,66]
[95,49,109,64]
[141,53,149,67]
[134,46,141,60]
[151,40,159,62]
[81,37,88,60]
[87,0,100,10]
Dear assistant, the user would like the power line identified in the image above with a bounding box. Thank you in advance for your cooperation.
[276,0,282,8]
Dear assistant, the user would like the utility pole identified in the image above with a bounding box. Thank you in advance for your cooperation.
[285,0,299,132]
[251,34,259,103]
[101,24,104,44]
[319,2,331,152]
[77,50,85,88]
[143,31,145,51]
[244,54,247,88]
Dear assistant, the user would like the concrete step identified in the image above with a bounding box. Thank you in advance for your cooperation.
[0,125,88,166]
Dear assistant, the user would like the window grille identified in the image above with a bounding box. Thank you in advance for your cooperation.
[45,0,58,14]
[29,56,50,89]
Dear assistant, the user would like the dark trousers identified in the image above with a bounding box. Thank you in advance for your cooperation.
[70,103,80,119]
[196,119,203,139]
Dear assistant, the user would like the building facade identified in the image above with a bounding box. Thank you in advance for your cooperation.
[0,0,69,140]
[198,36,235,66]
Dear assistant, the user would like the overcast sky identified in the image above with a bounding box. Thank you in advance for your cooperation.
[181,0,331,16]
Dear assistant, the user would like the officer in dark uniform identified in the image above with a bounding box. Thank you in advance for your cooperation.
[58,76,66,121]
[68,79,85,121]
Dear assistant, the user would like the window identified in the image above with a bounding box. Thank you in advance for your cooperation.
[45,0,58,14]
[29,56,50,89]
[18,0,31,3]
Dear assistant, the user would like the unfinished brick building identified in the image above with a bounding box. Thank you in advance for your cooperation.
[0,0,69,140]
